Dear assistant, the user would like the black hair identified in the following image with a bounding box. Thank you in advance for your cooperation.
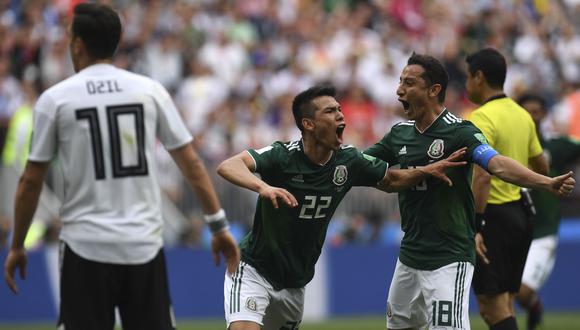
[292,85,337,132]
[72,3,122,59]
[465,48,507,89]
[407,53,449,103]
[517,93,547,112]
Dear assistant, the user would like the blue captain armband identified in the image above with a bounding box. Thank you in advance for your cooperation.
[472,144,499,170]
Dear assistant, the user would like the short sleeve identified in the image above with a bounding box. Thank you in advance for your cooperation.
[364,133,398,165]
[352,151,389,187]
[153,81,193,150]
[28,92,58,162]
[457,121,487,163]
[469,110,496,147]
[246,143,281,176]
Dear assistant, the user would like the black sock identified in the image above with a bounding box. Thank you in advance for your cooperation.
[490,316,518,330]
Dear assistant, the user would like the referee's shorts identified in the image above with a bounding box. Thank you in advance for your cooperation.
[473,200,533,295]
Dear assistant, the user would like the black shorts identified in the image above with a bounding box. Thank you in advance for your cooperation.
[472,201,533,295]
[57,243,175,330]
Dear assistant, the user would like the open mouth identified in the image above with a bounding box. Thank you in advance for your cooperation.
[336,124,346,144]
[399,99,410,111]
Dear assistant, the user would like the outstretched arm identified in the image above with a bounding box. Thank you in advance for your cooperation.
[377,148,467,192]
[217,151,298,209]
[5,161,49,294]
[488,155,575,196]
[170,143,240,273]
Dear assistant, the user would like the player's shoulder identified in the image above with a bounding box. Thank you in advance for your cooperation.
[389,120,415,135]
[392,120,415,129]
[257,140,302,157]
[41,73,82,98]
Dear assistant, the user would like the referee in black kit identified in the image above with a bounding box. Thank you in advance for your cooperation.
[465,48,549,330]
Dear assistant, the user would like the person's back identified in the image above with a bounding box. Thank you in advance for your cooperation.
[4,4,240,330]
[36,64,190,264]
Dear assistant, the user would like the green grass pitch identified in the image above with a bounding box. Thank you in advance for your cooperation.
[1,313,579,330]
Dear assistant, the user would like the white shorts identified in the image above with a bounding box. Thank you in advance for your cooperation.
[521,235,558,291]
[387,259,474,330]
[224,261,304,330]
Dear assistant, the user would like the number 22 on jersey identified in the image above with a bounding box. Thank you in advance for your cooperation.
[299,195,332,220]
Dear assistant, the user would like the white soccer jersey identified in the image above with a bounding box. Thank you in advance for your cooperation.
[28,64,192,264]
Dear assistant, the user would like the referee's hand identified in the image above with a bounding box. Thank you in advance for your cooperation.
[211,230,241,274]
[4,247,27,294]
[475,233,490,265]
[550,171,575,197]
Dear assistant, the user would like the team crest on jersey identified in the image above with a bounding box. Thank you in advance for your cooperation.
[427,139,445,159]
[333,165,348,186]
[246,297,257,311]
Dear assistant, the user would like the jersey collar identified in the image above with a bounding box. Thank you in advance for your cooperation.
[77,63,117,76]
[415,108,448,134]
[299,139,335,168]
[481,93,507,106]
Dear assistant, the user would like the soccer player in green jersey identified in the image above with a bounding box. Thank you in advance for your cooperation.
[364,53,575,330]
[217,85,468,330]
[516,93,580,330]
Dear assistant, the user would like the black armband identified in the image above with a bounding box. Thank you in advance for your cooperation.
[203,209,230,234]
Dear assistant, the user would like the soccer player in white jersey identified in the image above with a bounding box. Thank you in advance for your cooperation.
[3,3,240,330]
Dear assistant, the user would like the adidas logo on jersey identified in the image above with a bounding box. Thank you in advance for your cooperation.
[399,146,407,155]
[292,174,304,183]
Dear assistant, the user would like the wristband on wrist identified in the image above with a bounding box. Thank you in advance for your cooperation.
[203,209,229,234]
[475,213,485,232]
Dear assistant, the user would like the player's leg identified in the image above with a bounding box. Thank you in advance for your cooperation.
[57,242,116,330]
[419,261,474,330]
[226,261,270,330]
[473,203,520,328]
[117,248,176,330]
[517,235,557,330]
[474,202,530,329]
[261,287,304,330]
[386,259,426,330]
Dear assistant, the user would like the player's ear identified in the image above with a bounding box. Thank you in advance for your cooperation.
[429,84,442,99]
[302,117,315,132]
[475,70,485,85]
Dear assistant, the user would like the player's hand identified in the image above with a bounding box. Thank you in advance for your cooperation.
[211,230,241,274]
[4,247,28,294]
[475,233,489,265]
[424,147,467,186]
[258,185,298,209]
[550,171,575,197]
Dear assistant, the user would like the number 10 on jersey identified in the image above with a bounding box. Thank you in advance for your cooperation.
[75,104,148,180]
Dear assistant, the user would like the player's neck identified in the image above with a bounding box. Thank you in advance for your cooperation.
[76,57,114,72]
[415,104,445,132]
[302,138,333,166]
[479,88,505,105]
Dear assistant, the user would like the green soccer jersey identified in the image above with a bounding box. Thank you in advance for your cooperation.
[365,110,485,270]
[531,135,580,238]
[242,140,388,290]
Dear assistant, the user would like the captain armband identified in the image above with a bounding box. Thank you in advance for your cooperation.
[472,144,499,171]
[203,209,230,234]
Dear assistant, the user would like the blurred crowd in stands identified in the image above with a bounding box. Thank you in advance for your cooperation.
[1,0,579,249]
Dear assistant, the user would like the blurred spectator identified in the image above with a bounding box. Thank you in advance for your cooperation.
[0,55,23,151]
[1,0,579,247]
